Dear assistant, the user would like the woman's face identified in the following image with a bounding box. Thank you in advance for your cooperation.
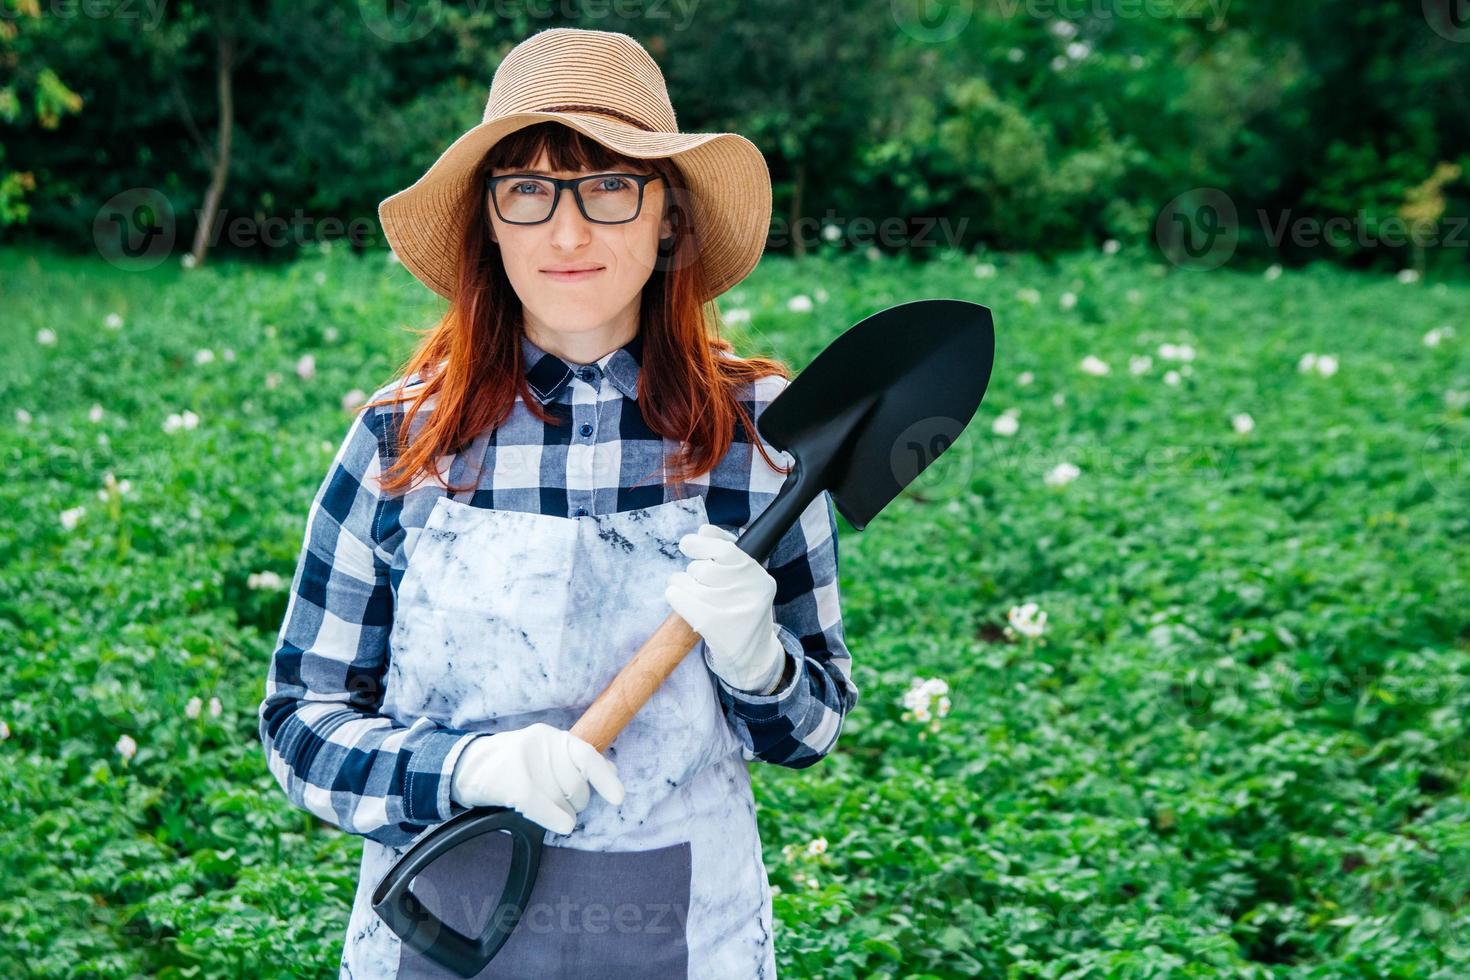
[489,150,672,348]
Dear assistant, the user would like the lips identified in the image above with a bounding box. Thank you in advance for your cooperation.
[541,266,605,282]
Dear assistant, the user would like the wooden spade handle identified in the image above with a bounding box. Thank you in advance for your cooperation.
[568,609,702,752]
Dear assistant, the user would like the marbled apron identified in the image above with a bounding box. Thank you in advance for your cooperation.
[337,436,777,979]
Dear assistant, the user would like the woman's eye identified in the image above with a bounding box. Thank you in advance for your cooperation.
[510,181,546,195]
[593,176,631,192]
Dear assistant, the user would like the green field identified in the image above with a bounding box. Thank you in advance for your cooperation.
[2,243,1467,977]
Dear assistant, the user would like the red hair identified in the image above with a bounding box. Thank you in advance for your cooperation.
[366,121,791,498]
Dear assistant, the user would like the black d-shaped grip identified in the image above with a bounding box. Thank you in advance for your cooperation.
[370,806,547,978]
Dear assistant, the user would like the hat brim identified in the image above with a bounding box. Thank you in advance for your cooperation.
[378,111,771,306]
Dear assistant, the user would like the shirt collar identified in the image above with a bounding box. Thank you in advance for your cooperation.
[521,330,643,404]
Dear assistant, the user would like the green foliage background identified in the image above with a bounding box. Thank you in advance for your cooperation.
[2,242,1467,976]
[3,0,1469,271]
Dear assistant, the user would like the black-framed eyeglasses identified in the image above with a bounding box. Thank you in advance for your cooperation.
[484,171,665,225]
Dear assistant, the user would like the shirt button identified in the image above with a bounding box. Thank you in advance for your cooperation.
[579,422,593,437]
[578,368,596,382]
[573,507,588,517]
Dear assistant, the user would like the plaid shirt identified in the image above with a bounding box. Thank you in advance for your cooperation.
[257,330,859,848]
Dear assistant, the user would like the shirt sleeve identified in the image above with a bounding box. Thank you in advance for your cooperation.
[256,402,481,849]
[712,383,861,768]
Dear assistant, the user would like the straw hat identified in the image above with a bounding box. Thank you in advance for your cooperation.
[378,27,772,306]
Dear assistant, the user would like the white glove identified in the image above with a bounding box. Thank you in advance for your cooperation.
[449,723,625,835]
[664,523,788,695]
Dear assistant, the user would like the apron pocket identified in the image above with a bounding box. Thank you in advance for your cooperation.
[396,833,692,979]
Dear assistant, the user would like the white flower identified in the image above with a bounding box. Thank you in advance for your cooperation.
[313,270,327,286]
[105,313,124,329]
[1423,326,1453,347]
[1050,55,1069,72]
[787,295,813,313]
[1129,53,1145,69]
[1163,370,1181,386]
[1446,390,1470,410]
[806,837,828,856]
[1051,392,1066,407]
[1264,263,1283,281]
[89,404,105,423]
[821,223,841,242]
[1007,47,1025,62]
[1079,354,1110,376]
[865,245,881,261]
[324,326,339,343]
[1060,291,1078,310]
[1006,602,1048,639]
[98,472,132,499]
[724,307,752,324]
[1126,288,1142,304]
[814,288,829,304]
[181,253,197,269]
[387,249,401,265]
[320,440,334,454]
[193,348,215,365]
[1297,352,1317,373]
[1129,355,1152,376]
[1316,354,1338,377]
[208,697,222,718]
[248,570,287,591]
[1066,41,1091,60]
[1102,239,1120,255]
[1157,343,1195,362]
[1231,412,1255,435]
[163,410,200,434]
[1044,461,1080,487]
[1050,19,1078,39]
[116,733,137,761]
[185,696,202,720]
[1017,371,1034,386]
[992,410,1020,436]
[222,348,236,362]
[341,388,367,412]
[1397,268,1420,284]
[0,720,8,739]
[36,328,57,346]
[296,354,316,380]
[16,409,32,425]
[973,262,996,279]
[899,677,952,730]
[265,372,282,390]
[60,505,86,531]
[1016,287,1041,306]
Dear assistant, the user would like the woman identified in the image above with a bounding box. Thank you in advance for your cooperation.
[257,28,859,979]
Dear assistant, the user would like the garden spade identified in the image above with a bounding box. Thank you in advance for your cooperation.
[371,297,996,977]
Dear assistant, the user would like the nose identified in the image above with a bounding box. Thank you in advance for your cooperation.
[547,185,593,252]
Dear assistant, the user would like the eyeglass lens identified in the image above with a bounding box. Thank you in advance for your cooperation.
[493,175,644,223]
